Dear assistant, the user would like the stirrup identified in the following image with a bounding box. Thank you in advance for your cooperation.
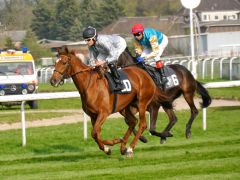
[161,77,168,85]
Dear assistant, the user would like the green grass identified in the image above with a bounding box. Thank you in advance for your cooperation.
[0,106,239,179]
[38,83,76,92]
[0,112,76,124]
[208,86,240,100]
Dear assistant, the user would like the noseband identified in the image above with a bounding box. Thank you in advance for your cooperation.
[53,55,71,85]
[54,54,93,85]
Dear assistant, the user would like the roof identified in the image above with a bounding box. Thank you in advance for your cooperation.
[99,16,184,36]
[179,0,240,16]
[38,39,74,48]
[200,20,240,27]
[195,0,240,11]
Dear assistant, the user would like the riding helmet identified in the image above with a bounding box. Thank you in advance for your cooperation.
[82,26,97,39]
[131,23,144,34]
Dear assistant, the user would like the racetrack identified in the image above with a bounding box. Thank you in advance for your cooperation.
[0,97,240,131]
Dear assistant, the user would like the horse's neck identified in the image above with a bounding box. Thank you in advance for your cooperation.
[118,51,135,67]
[70,57,100,98]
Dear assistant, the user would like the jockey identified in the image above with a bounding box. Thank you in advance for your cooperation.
[131,23,168,85]
[83,26,127,90]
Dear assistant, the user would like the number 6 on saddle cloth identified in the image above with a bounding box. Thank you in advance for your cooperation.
[139,63,180,90]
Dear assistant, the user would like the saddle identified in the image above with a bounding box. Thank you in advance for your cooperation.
[137,63,180,90]
[104,70,132,94]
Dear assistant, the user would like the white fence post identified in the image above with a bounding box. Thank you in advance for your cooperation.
[219,57,228,78]
[202,108,207,130]
[83,112,88,140]
[210,58,219,80]
[21,101,26,146]
[229,57,237,80]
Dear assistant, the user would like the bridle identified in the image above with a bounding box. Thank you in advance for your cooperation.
[54,54,94,87]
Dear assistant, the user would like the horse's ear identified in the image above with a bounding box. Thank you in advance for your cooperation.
[70,49,77,56]
[56,47,61,53]
[63,46,69,54]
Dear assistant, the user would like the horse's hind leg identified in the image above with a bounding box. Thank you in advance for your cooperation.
[183,93,198,139]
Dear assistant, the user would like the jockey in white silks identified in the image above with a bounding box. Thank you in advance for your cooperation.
[83,26,127,90]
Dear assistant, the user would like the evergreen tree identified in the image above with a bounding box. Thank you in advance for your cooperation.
[31,0,55,39]
[69,18,83,41]
[22,31,53,63]
[80,0,99,28]
[95,0,125,30]
[4,37,15,49]
[54,0,79,40]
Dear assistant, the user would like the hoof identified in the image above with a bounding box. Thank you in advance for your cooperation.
[139,135,148,143]
[160,137,166,144]
[120,147,127,155]
[162,131,173,137]
[104,145,112,155]
[186,131,192,139]
[125,147,134,158]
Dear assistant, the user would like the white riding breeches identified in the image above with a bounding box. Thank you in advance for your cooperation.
[141,34,168,61]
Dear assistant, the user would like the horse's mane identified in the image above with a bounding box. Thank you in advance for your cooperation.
[117,47,137,68]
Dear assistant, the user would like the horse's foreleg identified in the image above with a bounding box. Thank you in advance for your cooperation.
[128,108,148,157]
[92,113,111,155]
[102,138,122,146]
[148,103,161,136]
[161,108,177,140]
[148,107,177,144]
[120,108,137,155]
[123,106,148,143]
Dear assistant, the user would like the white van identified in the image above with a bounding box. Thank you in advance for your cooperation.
[0,48,38,109]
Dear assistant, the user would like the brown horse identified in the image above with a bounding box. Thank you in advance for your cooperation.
[117,49,212,143]
[50,47,157,156]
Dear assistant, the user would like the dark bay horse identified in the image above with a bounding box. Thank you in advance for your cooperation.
[117,50,212,143]
[50,47,157,156]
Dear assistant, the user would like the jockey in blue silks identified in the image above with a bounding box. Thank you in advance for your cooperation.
[131,23,168,85]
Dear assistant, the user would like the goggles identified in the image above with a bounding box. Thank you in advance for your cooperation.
[133,32,142,37]
[84,38,93,42]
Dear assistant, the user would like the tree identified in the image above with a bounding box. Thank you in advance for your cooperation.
[54,0,79,40]
[31,0,56,39]
[95,0,125,30]
[22,31,53,63]
[1,0,34,30]
[69,18,83,41]
[4,37,15,49]
[80,0,99,28]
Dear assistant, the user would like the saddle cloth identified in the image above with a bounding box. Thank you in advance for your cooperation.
[139,63,180,90]
[104,70,132,94]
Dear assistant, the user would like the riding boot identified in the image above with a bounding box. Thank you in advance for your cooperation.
[156,60,168,87]
[108,63,122,90]
[159,68,168,85]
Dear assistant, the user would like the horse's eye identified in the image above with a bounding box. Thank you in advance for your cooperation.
[62,61,67,65]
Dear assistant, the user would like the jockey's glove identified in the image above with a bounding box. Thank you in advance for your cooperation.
[136,56,145,62]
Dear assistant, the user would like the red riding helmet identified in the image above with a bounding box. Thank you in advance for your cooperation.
[131,23,144,34]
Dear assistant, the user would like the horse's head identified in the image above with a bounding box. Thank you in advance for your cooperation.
[50,46,72,87]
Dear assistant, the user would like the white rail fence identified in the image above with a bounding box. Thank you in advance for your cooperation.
[37,56,240,83]
[1,81,240,146]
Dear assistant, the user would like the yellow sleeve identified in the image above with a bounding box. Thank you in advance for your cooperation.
[145,35,159,60]
[133,40,143,55]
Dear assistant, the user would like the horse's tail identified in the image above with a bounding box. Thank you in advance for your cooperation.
[196,81,212,108]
